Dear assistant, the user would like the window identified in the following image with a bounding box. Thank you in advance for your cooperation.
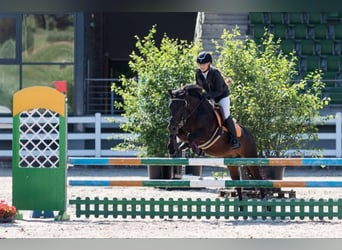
[0,17,16,60]
[0,16,17,61]
[0,65,19,108]
[22,14,74,63]
[0,15,19,109]
[0,14,75,112]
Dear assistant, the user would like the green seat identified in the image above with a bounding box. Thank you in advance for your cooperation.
[333,23,342,40]
[287,12,305,24]
[326,12,342,23]
[324,71,337,79]
[326,55,341,72]
[300,40,317,55]
[280,40,296,54]
[293,24,308,39]
[271,24,288,39]
[250,12,265,24]
[323,71,338,87]
[305,55,322,71]
[326,87,342,104]
[314,24,329,39]
[319,40,335,55]
[334,41,341,55]
[270,12,284,24]
[307,12,323,24]
[251,24,268,40]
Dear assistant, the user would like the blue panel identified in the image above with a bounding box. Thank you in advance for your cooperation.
[302,158,342,166]
[69,157,109,165]
[69,180,111,186]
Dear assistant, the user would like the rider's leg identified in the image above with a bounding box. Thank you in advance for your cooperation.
[224,116,240,149]
[219,97,240,149]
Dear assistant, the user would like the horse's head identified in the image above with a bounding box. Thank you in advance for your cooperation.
[167,84,205,135]
[168,88,187,135]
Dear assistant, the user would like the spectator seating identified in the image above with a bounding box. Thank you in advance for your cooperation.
[249,12,342,105]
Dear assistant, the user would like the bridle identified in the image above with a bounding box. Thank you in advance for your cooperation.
[168,86,223,155]
[169,93,206,131]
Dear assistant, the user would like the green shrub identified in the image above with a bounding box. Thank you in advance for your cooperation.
[112,26,201,156]
[215,28,330,157]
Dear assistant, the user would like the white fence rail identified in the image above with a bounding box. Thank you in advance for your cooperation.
[0,113,138,158]
[1,112,342,158]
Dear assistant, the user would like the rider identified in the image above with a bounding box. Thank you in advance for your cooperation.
[195,51,240,149]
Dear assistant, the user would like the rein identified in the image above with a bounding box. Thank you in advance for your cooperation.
[172,93,223,150]
[171,95,206,127]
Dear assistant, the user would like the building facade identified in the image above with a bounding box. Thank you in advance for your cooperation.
[0,12,197,116]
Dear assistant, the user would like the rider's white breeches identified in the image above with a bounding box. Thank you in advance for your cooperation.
[218,96,230,120]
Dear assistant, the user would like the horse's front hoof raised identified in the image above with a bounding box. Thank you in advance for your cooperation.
[167,143,176,156]
[190,143,203,156]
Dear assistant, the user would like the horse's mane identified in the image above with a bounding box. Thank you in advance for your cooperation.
[181,83,203,92]
[180,84,204,98]
[170,84,205,101]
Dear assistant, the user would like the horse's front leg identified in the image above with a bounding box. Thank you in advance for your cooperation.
[167,134,177,156]
[187,129,207,156]
[189,141,203,156]
[168,129,189,156]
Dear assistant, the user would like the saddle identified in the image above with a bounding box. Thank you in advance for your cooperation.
[196,102,242,150]
[212,103,242,137]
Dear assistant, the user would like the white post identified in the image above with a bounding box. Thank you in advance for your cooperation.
[336,112,342,157]
[95,113,101,157]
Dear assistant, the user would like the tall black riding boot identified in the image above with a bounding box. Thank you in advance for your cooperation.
[224,116,240,149]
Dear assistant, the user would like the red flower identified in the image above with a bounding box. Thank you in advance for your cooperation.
[0,200,17,219]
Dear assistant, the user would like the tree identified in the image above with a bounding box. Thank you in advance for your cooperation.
[214,28,330,157]
[112,26,201,156]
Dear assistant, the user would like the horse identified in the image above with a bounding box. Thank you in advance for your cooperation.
[167,84,265,200]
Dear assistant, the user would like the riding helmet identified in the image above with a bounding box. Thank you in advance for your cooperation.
[196,51,212,64]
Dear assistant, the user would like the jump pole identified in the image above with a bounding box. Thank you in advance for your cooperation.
[68,157,342,220]
[68,179,342,188]
[68,157,342,167]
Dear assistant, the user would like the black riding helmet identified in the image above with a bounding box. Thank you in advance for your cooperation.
[197,51,212,64]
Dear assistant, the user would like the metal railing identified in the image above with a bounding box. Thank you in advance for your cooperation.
[84,78,123,115]
[1,112,342,159]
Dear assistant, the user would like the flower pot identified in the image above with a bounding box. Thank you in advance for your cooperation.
[0,217,14,223]
[148,165,183,179]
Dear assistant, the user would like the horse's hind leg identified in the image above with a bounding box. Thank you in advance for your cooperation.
[241,166,266,199]
[228,166,244,211]
[251,167,267,199]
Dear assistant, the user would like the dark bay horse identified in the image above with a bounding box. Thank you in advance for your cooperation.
[167,84,264,199]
